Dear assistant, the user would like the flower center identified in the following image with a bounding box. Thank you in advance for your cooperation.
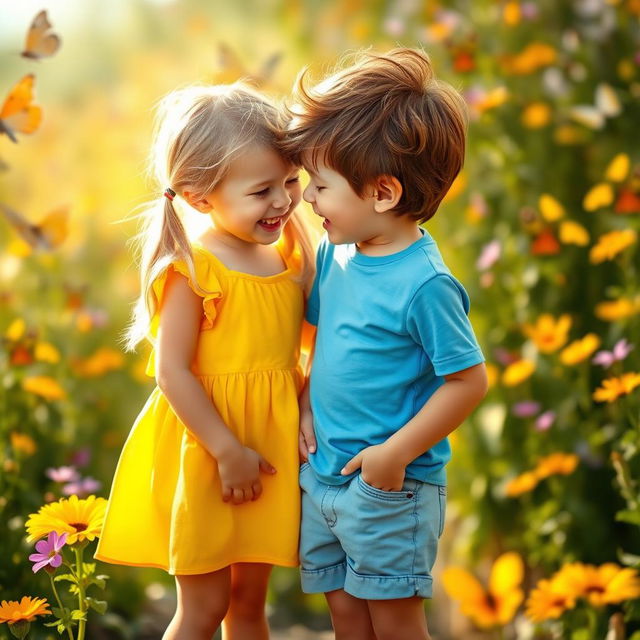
[70,522,87,532]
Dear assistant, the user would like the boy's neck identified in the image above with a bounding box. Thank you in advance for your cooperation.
[356,219,423,257]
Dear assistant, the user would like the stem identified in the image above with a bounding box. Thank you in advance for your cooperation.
[586,606,599,636]
[49,572,75,640]
[74,546,87,640]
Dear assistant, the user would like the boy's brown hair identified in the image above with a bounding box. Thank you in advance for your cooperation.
[283,48,468,223]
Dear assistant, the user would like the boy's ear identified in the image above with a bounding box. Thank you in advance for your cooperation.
[182,189,213,213]
[372,175,403,213]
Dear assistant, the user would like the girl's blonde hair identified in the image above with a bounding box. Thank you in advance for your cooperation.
[124,82,318,351]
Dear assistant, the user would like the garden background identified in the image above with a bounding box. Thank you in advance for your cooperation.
[1,0,639,638]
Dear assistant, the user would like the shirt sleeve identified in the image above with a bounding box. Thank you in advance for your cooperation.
[406,274,485,376]
[305,235,329,326]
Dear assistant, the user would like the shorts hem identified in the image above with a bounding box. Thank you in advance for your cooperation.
[300,561,347,593]
[344,568,433,600]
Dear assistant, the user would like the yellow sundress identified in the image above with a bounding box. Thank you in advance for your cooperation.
[95,240,305,574]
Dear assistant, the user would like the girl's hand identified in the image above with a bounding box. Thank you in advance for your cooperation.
[217,444,276,505]
[299,407,316,462]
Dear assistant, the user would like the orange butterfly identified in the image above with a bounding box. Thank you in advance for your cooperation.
[0,203,69,253]
[22,10,61,60]
[0,75,42,143]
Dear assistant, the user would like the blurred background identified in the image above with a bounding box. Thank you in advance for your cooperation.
[1,0,639,638]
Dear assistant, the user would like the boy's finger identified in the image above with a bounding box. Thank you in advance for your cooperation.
[341,453,362,475]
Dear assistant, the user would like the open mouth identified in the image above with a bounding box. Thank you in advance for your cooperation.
[257,215,285,232]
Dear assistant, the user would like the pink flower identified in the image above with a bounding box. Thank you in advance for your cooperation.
[62,477,102,497]
[29,531,68,573]
[592,339,634,368]
[477,240,502,271]
[70,447,92,467]
[535,410,556,431]
[512,401,541,418]
[46,466,79,483]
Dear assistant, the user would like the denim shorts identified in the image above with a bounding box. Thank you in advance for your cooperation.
[298,462,446,600]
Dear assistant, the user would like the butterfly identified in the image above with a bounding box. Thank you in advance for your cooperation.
[22,10,61,60]
[213,44,281,87]
[0,203,69,254]
[569,83,621,130]
[0,75,42,143]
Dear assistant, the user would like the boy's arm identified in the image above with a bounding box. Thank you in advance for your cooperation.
[341,362,488,491]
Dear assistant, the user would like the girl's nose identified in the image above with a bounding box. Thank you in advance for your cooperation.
[273,188,292,211]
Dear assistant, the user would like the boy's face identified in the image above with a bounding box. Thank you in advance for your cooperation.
[301,157,379,245]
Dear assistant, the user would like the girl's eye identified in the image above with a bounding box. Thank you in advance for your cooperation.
[286,176,300,185]
[251,188,270,197]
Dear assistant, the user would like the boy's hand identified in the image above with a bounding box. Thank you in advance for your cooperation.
[299,407,316,462]
[217,444,276,505]
[341,443,406,492]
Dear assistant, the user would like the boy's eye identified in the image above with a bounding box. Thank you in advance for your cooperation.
[316,186,326,192]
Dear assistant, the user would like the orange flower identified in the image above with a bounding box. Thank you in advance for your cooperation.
[502,360,536,386]
[10,432,36,456]
[593,372,640,403]
[0,596,50,623]
[560,334,601,365]
[22,376,67,400]
[503,43,556,74]
[73,347,124,377]
[443,553,525,628]
[523,314,572,353]
[589,229,637,264]
[559,220,590,246]
[595,298,640,321]
[522,103,551,128]
[526,575,577,622]
[534,453,579,479]
[505,471,539,497]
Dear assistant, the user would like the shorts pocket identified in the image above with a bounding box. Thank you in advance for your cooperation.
[438,485,447,537]
[357,475,418,502]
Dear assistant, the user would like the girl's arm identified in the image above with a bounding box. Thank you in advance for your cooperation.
[155,269,275,505]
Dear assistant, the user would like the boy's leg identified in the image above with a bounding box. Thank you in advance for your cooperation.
[325,589,376,640]
[163,568,231,640]
[368,597,431,640]
[222,562,272,640]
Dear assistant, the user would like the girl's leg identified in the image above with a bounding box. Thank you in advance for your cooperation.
[221,562,272,640]
[367,597,430,640]
[163,568,231,640]
[325,589,376,640]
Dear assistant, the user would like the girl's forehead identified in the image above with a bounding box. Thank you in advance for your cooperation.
[225,144,294,183]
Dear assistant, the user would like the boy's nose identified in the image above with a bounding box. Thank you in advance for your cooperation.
[303,185,314,203]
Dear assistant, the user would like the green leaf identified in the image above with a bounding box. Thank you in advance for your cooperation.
[54,573,78,584]
[86,597,108,614]
[616,510,640,526]
[571,630,591,640]
[87,575,106,590]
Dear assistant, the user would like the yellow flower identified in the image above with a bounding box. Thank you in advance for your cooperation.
[526,575,577,622]
[559,220,590,246]
[538,194,565,221]
[73,347,124,377]
[5,318,26,341]
[523,314,572,353]
[25,495,107,545]
[22,376,67,401]
[535,453,579,479]
[502,360,536,386]
[505,471,539,497]
[605,153,631,183]
[10,432,37,456]
[555,563,640,607]
[504,43,557,74]
[34,341,61,364]
[503,1,521,25]
[522,102,552,128]
[560,334,601,365]
[554,125,585,145]
[443,171,466,203]
[0,596,50,623]
[476,87,510,113]
[583,182,614,211]
[442,553,524,628]
[595,298,640,322]
[593,372,640,403]
[589,229,637,264]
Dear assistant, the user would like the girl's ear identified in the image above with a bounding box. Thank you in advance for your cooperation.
[372,175,403,213]
[182,189,213,213]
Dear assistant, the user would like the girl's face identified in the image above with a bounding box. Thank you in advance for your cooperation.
[204,144,301,246]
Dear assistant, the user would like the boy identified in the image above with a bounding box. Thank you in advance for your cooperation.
[285,48,488,640]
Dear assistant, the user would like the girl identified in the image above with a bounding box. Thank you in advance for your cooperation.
[95,83,316,640]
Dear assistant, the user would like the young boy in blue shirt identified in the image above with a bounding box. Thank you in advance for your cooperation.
[284,48,489,640]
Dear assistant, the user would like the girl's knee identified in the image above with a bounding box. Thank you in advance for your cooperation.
[228,580,268,621]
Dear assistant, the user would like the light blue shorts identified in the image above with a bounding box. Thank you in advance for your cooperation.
[298,462,446,600]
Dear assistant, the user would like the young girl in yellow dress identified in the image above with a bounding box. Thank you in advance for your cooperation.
[94,83,316,639]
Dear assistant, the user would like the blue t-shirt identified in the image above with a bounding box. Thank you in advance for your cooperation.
[306,231,485,486]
